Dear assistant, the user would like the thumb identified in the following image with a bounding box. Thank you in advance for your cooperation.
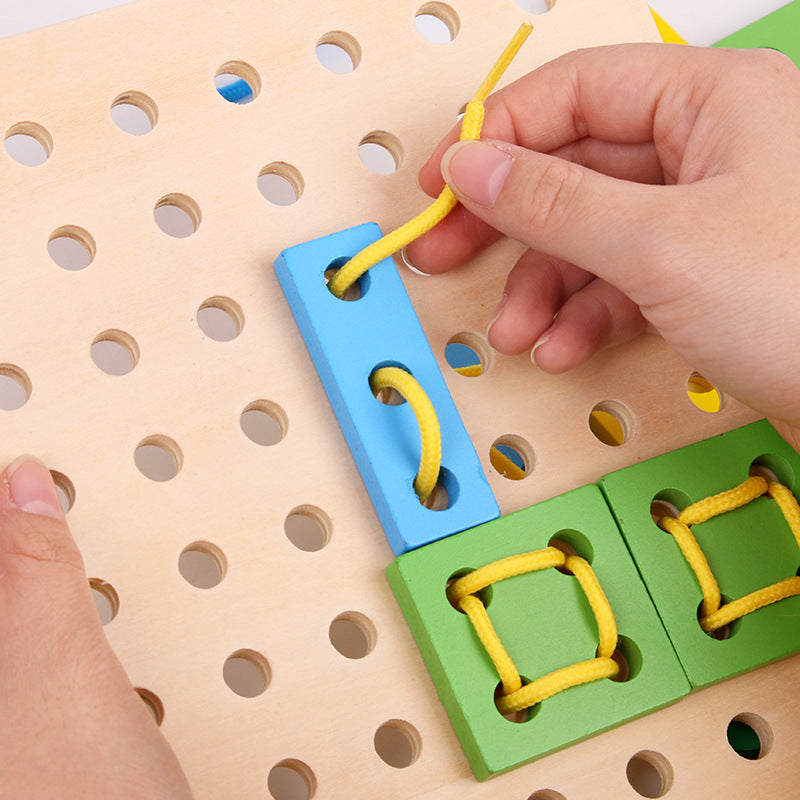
[0,456,96,636]
[440,139,671,300]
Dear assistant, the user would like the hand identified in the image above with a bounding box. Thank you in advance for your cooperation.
[405,44,800,451]
[0,457,194,800]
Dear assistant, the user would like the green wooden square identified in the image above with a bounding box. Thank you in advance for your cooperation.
[600,420,800,690]
[386,485,689,780]
[715,1,800,67]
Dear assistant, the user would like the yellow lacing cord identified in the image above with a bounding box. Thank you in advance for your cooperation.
[447,547,619,714]
[657,475,800,633]
[326,21,533,300]
[369,366,442,504]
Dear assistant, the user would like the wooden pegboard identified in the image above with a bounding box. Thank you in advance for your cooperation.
[2,1,793,798]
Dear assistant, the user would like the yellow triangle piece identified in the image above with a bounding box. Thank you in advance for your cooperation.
[454,364,483,377]
[650,8,687,44]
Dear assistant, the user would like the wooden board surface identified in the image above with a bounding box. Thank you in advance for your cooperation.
[1,1,792,798]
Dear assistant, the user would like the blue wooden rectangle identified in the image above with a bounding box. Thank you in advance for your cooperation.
[274,223,499,554]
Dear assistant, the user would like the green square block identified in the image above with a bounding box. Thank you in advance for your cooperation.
[386,485,689,780]
[715,0,800,67]
[600,420,800,690]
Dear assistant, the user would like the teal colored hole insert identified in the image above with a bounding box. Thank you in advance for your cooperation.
[494,443,526,471]
[215,77,254,103]
[445,342,481,370]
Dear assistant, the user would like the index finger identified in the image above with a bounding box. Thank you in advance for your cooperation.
[419,42,718,194]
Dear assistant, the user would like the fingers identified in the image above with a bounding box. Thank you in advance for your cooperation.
[487,250,593,354]
[0,456,92,634]
[0,455,196,800]
[410,138,666,275]
[404,206,500,275]
[530,278,647,373]
[440,139,677,301]
[420,43,725,193]
[550,139,665,185]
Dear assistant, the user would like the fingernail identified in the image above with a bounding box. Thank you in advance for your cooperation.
[400,246,431,276]
[486,294,509,338]
[6,456,63,519]
[530,325,555,367]
[441,140,513,208]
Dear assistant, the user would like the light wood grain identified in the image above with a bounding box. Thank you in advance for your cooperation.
[1,1,787,798]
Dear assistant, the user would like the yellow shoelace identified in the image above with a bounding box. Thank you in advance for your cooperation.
[447,546,619,713]
[327,20,533,299]
[657,475,800,633]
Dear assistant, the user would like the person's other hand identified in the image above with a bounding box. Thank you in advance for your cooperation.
[406,45,800,451]
[0,456,194,800]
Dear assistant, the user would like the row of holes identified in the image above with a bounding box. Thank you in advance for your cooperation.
[530,716,773,800]
[0,359,716,486]
[3,4,557,174]
[446,336,725,413]
[4,125,400,183]
[205,714,776,800]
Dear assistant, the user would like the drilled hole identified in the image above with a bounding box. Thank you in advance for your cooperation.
[179,542,227,589]
[445,333,490,376]
[750,454,794,487]
[134,435,182,482]
[686,371,724,413]
[90,578,120,625]
[258,162,304,206]
[490,434,535,480]
[727,713,773,760]
[495,678,539,724]
[135,688,165,726]
[196,296,244,341]
[589,401,633,446]
[91,330,139,376]
[626,751,673,798]
[316,31,361,74]
[358,131,403,174]
[324,256,369,301]
[111,91,158,135]
[698,596,742,640]
[284,506,332,552]
[329,612,377,659]
[514,0,558,13]
[650,489,691,527]
[414,2,460,42]
[548,529,594,574]
[369,363,411,406]
[50,470,76,512]
[528,792,567,800]
[48,226,96,271]
[374,720,422,768]
[240,400,287,446]
[215,60,261,103]
[268,760,317,800]
[447,568,493,612]
[223,649,271,698]
[422,477,450,511]
[4,122,52,166]
[605,635,643,682]
[154,193,201,238]
[0,364,32,411]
